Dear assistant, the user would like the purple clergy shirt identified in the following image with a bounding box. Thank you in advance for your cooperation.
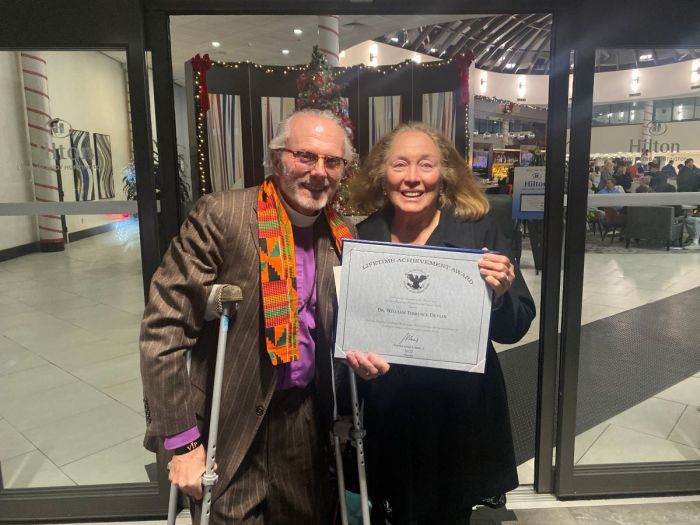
[164,222,318,448]
[276,224,317,389]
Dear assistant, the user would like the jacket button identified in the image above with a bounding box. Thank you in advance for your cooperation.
[255,405,264,417]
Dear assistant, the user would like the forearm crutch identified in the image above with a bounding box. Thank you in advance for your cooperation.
[332,364,370,525]
[167,284,243,525]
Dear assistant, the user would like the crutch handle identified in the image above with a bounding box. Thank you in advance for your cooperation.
[219,284,243,304]
[167,284,243,525]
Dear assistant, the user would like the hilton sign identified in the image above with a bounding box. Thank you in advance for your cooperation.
[629,121,680,154]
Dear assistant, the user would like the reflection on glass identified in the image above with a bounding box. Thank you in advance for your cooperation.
[576,48,700,468]
[672,97,695,121]
[610,103,629,125]
[653,99,672,122]
[206,93,245,192]
[0,50,153,488]
[422,91,456,143]
[369,95,401,147]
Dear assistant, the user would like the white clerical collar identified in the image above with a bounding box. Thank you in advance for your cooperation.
[278,191,320,228]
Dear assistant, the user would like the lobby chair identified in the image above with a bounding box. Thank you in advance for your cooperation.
[602,207,626,244]
[625,206,684,251]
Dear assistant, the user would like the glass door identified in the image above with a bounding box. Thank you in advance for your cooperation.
[556,45,700,497]
[0,4,168,521]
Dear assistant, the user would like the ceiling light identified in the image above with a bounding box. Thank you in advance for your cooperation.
[282,49,290,55]
[639,53,653,61]
[211,41,221,48]
[293,28,303,35]
[430,48,437,53]
[390,37,399,43]
[412,54,422,64]
[505,63,516,69]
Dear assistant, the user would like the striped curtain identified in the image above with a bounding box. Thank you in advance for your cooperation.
[369,95,402,147]
[422,91,456,144]
[207,93,244,191]
[261,97,295,162]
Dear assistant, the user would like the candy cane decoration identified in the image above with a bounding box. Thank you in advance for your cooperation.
[318,16,340,67]
[20,51,64,249]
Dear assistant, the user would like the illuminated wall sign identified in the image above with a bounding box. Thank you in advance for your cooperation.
[629,139,680,153]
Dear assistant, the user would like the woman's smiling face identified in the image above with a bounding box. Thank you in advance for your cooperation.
[383,130,443,218]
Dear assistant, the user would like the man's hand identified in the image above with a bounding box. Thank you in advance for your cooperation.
[168,444,208,500]
[345,351,390,380]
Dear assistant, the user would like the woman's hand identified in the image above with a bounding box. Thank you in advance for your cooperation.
[478,247,515,299]
[345,351,391,380]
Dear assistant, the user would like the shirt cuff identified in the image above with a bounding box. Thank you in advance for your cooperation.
[163,426,201,450]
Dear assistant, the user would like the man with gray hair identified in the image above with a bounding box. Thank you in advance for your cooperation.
[140,109,387,523]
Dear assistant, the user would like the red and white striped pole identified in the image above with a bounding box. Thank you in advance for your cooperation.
[20,51,64,251]
[318,16,340,66]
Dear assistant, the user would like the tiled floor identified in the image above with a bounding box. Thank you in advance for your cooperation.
[0,220,699,493]
[0,218,154,488]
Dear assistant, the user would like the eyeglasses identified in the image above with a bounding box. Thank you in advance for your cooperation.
[277,148,347,174]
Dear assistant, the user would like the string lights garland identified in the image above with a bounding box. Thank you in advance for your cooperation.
[193,69,211,194]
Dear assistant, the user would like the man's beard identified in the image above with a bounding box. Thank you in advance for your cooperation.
[277,163,337,214]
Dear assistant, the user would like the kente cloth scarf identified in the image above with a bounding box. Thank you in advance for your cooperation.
[257,179,352,365]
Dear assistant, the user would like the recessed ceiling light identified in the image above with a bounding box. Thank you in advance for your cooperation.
[282,49,290,55]
[211,41,221,48]
[505,63,516,69]
[430,48,437,53]
[639,53,653,61]
[390,37,399,42]
[293,28,303,36]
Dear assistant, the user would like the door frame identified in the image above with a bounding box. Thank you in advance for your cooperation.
[555,0,700,498]
[145,0,570,499]
[0,0,167,522]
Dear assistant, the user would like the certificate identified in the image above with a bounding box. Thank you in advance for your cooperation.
[334,239,492,373]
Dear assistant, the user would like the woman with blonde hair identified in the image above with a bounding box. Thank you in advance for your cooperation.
[346,122,535,524]
[598,158,614,190]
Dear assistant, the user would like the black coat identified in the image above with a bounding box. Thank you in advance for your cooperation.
[357,205,536,523]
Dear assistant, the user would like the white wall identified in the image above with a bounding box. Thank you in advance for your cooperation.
[475,68,550,106]
[339,40,437,67]
[0,52,37,251]
[593,60,700,103]
[590,120,700,157]
[44,51,132,234]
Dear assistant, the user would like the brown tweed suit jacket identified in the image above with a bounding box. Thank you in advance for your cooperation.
[140,186,355,501]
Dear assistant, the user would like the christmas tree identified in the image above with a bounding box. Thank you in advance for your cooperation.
[296,46,359,215]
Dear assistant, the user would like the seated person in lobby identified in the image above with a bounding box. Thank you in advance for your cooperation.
[587,179,605,224]
[648,162,666,191]
[683,207,700,250]
[599,178,625,194]
[635,176,653,193]
[656,180,677,193]
[613,165,633,192]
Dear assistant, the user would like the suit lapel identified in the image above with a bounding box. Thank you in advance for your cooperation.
[249,194,260,250]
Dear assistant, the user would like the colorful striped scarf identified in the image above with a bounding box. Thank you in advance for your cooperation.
[258,179,352,365]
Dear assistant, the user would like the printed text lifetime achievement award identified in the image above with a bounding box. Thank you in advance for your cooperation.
[334,240,492,373]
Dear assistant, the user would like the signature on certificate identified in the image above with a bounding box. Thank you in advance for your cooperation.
[397,332,420,346]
